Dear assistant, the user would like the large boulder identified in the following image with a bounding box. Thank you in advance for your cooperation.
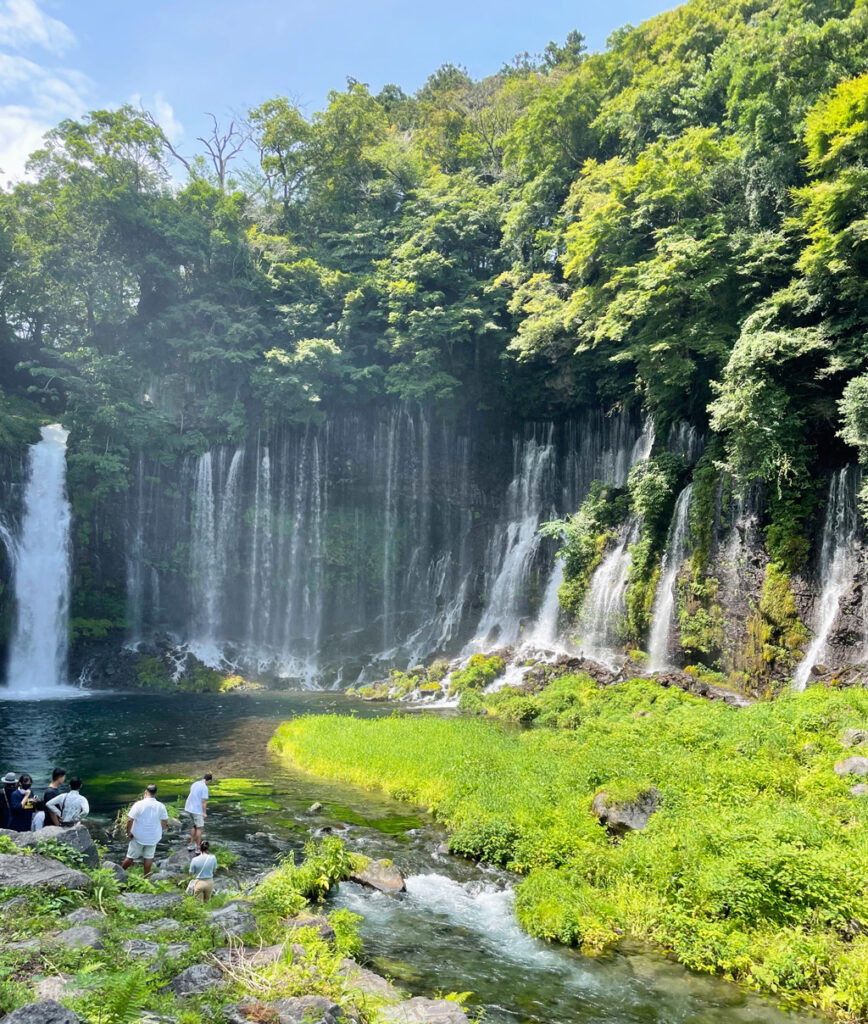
[349,858,406,893]
[209,900,256,937]
[835,756,868,777]
[0,1001,82,1024]
[162,964,225,997]
[591,787,661,837]
[159,849,195,874]
[5,824,99,868]
[100,860,128,884]
[0,853,90,892]
[52,925,104,950]
[383,998,470,1024]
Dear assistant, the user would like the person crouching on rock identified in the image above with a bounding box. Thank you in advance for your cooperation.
[122,783,168,878]
[188,840,218,902]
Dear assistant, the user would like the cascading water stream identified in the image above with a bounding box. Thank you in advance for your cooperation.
[5,424,73,695]
[646,484,693,672]
[794,468,860,689]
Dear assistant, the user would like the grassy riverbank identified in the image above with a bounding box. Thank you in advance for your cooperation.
[271,677,868,1022]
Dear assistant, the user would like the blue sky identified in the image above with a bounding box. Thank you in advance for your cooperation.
[0,0,672,183]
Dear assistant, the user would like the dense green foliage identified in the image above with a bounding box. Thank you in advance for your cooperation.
[273,683,868,1019]
[1,0,866,538]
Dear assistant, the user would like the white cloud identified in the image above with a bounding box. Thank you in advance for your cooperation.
[0,1,88,183]
[130,90,184,144]
[0,0,75,55]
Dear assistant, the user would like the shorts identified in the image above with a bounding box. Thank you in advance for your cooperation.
[186,811,205,828]
[126,838,157,860]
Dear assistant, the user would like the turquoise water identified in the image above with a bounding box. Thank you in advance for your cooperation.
[0,691,820,1024]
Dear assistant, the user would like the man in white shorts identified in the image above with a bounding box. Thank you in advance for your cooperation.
[121,783,168,878]
[184,772,212,852]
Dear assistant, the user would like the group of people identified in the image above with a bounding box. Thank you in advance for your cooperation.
[1,767,218,902]
[0,768,89,832]
[122,772,218,901]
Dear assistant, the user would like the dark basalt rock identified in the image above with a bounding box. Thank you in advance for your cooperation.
[592,787,661,837]
[0,1000,83,1024]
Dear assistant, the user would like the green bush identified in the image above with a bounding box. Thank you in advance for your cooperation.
[449,654,505,694]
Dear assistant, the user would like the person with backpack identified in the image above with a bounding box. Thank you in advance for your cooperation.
[46,777,89,827]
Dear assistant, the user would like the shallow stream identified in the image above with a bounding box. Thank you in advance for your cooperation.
[0,691,819,1024]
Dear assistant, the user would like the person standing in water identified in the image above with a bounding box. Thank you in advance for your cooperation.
[184,772,212,852]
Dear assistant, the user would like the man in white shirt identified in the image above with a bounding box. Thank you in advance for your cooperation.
[121,783,168,877]
[46,777,89,827]
[184,772,212,852]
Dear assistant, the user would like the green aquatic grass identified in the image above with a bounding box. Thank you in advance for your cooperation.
[271,678,868,1021]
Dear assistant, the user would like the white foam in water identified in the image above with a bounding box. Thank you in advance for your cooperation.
[5,424,74,698]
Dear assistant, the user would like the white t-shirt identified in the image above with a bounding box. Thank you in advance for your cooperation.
[128,796,168,844]
[47,791,89,823]
[184,780,209,815]
[31,810,45,830]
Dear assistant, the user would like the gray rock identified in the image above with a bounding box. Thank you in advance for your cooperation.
[35,976,82,1002]
[841,728,868,748]
[285,914,335,941]
[271,995,344,1024]
[164,943,191,960]
[834,756,868,777]
[123,939,160,959]
[62,907,106,927]
[214,943,286,968]
[119,892,183,911]
[0,1000,83,1024]
[162,963,225,997]
[339,958,400,1000]
[6,938,41,951]
[307,802,324,814]
[100,860,128,883]
[7,824,99,868]
[209,899,256,937]
[134,917,183,935]
[53,925,104,950]
[591,787,661,836]
[160,849,195,873]
[850,783,868,796]
[148,871,176,882]
[0,853,91,892]
[349,858,406,893]
[382,998,470,1024]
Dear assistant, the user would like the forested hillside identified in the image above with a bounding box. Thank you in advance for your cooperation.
[1,0,868,678]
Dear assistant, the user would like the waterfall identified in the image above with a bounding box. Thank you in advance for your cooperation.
[646,484,693,672]
[191,452,219,643]
[579,518,641,667]
[794,468,860,689]
[6,424,72,695]
[472,430,556,646]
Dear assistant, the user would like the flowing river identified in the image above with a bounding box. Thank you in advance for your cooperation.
[0,691,818,1024]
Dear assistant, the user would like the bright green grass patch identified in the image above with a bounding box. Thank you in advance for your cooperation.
[271,678,868,1021]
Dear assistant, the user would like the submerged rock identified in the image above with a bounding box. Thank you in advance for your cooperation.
[591,787,661,836]
[0,853,91,892]
[350,858,406,893]
[307,802,324,814]
[834,756,868,777]
[0,1000,83,1024]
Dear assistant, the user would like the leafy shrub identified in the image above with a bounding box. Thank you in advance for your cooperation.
[449,654,505,694]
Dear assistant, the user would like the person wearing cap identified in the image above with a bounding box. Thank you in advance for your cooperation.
[1,772,18,829]
[184,772,212,852]
[122,784,168,878]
